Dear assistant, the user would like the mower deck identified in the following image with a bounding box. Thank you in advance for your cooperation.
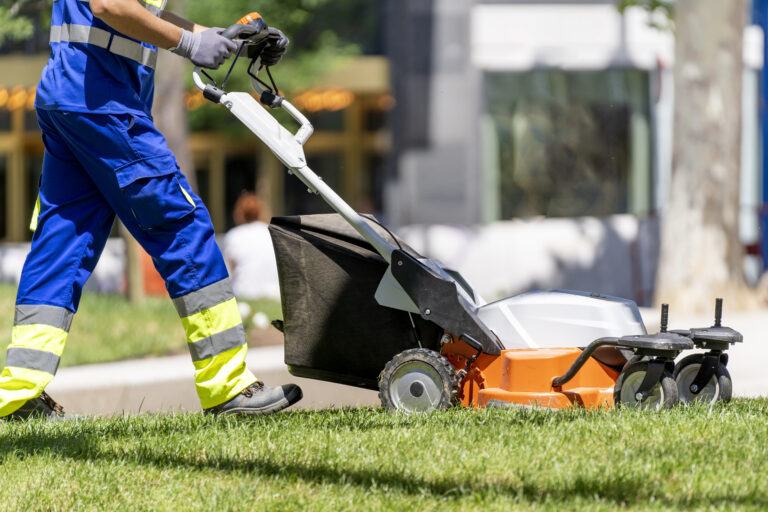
[446,348,619,410]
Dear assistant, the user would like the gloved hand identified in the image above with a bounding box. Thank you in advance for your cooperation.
[171,27,237,69]
[260,27,289,66]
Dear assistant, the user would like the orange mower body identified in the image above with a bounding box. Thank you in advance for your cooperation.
[442,340,618,410]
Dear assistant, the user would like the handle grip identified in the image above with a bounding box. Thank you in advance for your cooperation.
[221,18,269,42]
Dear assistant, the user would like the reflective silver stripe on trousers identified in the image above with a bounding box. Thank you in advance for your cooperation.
[173,279,235,318]
[14,305,74,332]
[50,24,158,69]
[6,347,61,375]
[188,324,247,362]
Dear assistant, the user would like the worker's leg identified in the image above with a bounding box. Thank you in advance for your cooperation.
[120,171,258,408]
[45,110,258,409]
[0,110,115,417]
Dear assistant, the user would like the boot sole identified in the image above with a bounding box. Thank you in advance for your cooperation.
[219,386,303,416]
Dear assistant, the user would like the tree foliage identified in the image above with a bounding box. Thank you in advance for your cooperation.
[2,0,374,90]
[617,0,675,31]
[3,0,378,134]
[0,0,51,44]
[179,0,375,133]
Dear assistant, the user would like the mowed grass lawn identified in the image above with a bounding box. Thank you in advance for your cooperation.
[0,283,281,368]
[2,401,768,511]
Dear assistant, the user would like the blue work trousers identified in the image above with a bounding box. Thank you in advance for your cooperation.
[0,109,255,416]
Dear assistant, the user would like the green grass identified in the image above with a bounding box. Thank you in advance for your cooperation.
[0,283,282,368]
[2,401,768,511]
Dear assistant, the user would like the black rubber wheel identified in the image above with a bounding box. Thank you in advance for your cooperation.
[621,355,645,372]
[378,348,458,413]
[614,361,678,410]
[673,353,732,404]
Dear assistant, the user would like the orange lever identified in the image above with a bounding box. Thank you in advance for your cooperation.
[237,12,262,24]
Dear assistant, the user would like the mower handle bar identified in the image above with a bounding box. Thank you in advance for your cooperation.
[191,65,314,147]
[191,36,397,263]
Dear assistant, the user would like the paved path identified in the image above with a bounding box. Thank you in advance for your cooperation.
[47,346,379,415]
[46,309,767,416]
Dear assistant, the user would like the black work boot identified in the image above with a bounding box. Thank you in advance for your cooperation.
[204,381,302,416]
[2,391,65,421]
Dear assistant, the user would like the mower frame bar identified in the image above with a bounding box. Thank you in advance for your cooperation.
[551,337,622,388]
[192,67,396,263]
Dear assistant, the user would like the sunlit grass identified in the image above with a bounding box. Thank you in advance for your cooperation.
[2,401,767,511]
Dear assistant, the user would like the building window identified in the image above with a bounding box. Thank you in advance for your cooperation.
[224,154,259,230]
[484,69,652,219]
[284,153,342,215]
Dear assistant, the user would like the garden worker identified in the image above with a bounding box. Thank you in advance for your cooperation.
[0,0,302,419]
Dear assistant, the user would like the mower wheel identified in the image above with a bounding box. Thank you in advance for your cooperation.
[673,354,732,405]
[621,355,644,372]
[614,361,678,410]
[378,348,458,414]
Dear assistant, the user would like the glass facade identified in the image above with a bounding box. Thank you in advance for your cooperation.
[484,69,653,220]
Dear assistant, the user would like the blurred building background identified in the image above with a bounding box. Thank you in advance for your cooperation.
[0,0,765,305]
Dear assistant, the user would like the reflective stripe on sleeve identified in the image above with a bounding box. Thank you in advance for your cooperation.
[187,324,247,362]
[5,347,61,375]
[49,23,158,69]
[14,305,74,332]
[172,279,235,318]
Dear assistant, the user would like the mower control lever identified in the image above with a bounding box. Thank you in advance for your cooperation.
[221,19,270,42]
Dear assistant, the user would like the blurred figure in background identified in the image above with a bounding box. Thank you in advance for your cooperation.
[222,192,281,301]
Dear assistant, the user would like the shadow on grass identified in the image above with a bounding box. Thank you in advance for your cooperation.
[2,415,764,509]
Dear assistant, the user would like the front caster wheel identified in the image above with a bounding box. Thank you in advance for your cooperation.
[614,361,678,410]
[673,354,732,404]
[378,348,458,414]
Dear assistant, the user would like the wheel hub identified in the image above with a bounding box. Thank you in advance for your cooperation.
[677,363,718,404]
[389,361,444,413]
[620,370,664,409]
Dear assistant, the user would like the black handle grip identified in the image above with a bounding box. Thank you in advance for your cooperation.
[660,303,668,333]
[221,24,242,40]
[221,19,269,42]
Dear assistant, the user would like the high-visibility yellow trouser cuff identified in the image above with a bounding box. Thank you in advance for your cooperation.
[173,279,256,408]
[0,319,68,417]
[193,344,256,409]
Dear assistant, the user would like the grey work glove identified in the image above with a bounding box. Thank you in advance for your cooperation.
[260,27,289,66]
[171,27,237,70]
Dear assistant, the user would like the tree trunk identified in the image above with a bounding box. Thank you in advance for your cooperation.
[655,0,756,312]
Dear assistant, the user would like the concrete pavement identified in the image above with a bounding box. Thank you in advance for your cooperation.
[46,345,380,415]
[45,308,767,416]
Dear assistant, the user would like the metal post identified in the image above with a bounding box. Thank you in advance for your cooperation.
[121,222,145,303]
[756,0,768,269]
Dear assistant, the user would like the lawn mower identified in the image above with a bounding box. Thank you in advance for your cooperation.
[194,16,743,412]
